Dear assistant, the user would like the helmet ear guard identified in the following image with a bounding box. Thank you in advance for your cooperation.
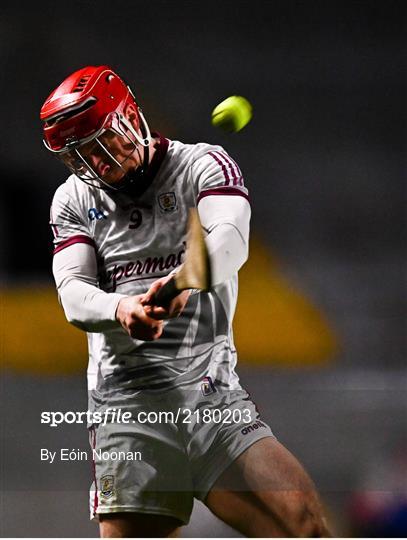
[117,108,152,148]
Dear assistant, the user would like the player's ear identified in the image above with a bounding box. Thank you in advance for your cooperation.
[124,103,139,125]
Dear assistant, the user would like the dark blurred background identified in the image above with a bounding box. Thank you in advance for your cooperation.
[1,0,406,537]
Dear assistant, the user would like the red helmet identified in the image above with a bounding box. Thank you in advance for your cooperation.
[40,65,152,189]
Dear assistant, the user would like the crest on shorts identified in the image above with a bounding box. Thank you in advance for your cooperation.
[100,474,115,499]
[158,192,177,213]
[201,376,217,396]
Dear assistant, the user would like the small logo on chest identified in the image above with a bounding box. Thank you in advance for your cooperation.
[158,192,177,213]
[88,208,108,220]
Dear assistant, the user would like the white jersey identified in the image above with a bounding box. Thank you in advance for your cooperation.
[50,135,250,393]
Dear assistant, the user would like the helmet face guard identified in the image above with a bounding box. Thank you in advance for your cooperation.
[40,66,152,191]
[44,109,151,191]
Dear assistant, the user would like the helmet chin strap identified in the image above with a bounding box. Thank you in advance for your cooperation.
[118,110,153,196]
[120,144,150,196]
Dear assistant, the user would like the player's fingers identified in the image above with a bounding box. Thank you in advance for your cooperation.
[142,281,164,304]
[144,305,170,320]
[127,318,163,340]
[128,326,162,340]
[146,320,163,339]
[143,274,176,305]
[132,308,161,326]
[141,289,154,304]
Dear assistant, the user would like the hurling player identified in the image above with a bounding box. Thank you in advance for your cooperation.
[41,66,331,537]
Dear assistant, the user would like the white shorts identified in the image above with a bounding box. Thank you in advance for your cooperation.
[89,380,274,524]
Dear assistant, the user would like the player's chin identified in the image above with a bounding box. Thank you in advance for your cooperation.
[102,170,126,186]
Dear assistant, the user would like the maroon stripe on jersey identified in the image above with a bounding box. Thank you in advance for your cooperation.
[216,152,242,186]
[197,187,250,204]
[53,234,95,254]
[208,151,231,185]
[214,152,237,186]
[220,152,244,186]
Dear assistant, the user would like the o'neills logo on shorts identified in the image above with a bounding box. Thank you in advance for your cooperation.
[103,243,185,290]
[241,420,266,435]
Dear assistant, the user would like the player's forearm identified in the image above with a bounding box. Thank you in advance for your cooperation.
[52,243,126,332]
[57,278,126,332]
[198,194,250,285]
[205,222,248,285]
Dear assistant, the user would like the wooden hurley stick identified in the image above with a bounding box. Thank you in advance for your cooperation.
[154,208,212,306]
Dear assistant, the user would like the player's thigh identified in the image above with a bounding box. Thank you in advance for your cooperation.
[99,512,182,538]
[205,437,331,537]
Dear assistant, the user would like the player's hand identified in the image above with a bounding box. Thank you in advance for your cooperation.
[142,275,191,320]
[115,295,164,340]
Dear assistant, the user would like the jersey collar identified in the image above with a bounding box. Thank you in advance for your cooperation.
[145,132,169,183]
[118,132,169,198]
